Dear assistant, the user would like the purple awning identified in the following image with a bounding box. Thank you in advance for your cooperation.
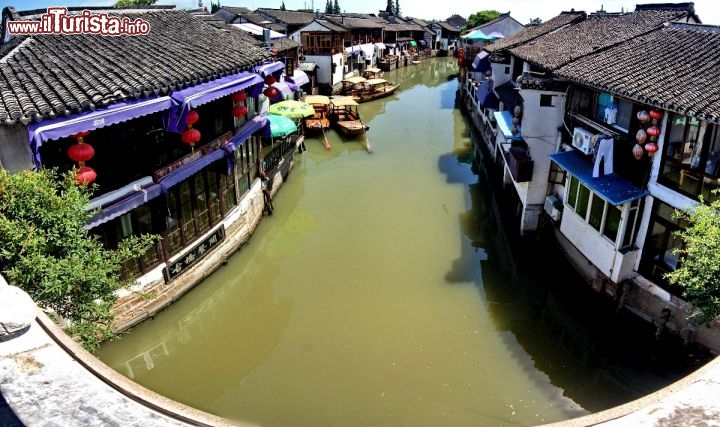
[287,69,310,87]
[28,96,174,166]
[224,115,269,154]
[272,81,295,101]
[254,61,285,77]
[167,71,264,133]
[85,183,163,229]
[158,148,227,192]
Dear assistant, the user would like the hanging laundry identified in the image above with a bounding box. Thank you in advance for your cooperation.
[604,102,618,125]
[593,137,614,178]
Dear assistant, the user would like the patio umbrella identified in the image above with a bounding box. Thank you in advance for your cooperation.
[266,114,297,137]
[462,29,495,42]
[268,100,314,119]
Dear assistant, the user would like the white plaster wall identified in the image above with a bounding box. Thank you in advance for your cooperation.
[518,90,566,208]
[491,62,510,87]
[303,54,339,85]
[560,208,617,278]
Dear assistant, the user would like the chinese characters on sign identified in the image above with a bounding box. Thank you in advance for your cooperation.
[163,226,226,282]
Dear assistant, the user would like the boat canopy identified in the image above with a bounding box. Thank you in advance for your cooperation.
[365,78,388,85]
[342,76,367,84]
[330,96,359,107]
[304,95,330,105]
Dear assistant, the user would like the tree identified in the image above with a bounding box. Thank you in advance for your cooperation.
[280,1,286,10]
[325,0,332,14]
[333,0,340,14]
[528,17,542,26]
[394,0,400,16]
[211,0,221,13]
[462,10,501,33]
[0,169,156,351]
[114,0,157,6]
[666,191,720,326]
[385,0,393,14]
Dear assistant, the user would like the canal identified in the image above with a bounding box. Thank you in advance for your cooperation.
[97,57,707,427]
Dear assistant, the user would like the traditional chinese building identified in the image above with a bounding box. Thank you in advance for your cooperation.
[0,5,300,330]
[460,3,720,351]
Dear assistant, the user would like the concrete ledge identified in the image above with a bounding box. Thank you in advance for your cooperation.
[0,296,255,426]
[541,354,720,426]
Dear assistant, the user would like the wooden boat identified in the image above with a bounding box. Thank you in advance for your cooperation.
[329,96,372,152]
[339,76,367,96]
[302,94,332,149]
[361,67,383,79]
[303,95,330,133]
[351,78,400,103]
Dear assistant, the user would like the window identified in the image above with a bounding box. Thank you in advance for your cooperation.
[594,92,632,132]
[659,114,720,202]
[564,175,641,248]
[540,94,554,107]
[163,160,236,259]
[92,202,163,280]
[639,200,688,296]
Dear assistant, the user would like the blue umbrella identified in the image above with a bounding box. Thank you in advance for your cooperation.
[266,114,297,137]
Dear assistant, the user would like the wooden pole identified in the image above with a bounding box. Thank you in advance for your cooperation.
[362,122,372,153]
[321,124,331,150]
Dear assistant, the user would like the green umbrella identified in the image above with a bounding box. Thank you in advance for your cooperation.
[462,29,495,41]
[266,114,298,137]
[268,100,315,119]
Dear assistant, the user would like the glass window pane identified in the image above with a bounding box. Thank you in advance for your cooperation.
[567,176,579,209]
[576,184,590,218]
[588,195,605,231]
[604,206,621,243]
[622,207,637,248]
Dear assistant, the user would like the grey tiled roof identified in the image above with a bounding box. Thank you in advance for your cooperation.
[256,8,315,26]
[485,12,585,53]
[325,15,384,29]
[220,6,252,16]
[555,22,720,123]
[433,21,461,33]
[271,37,301,51]
[510,8,693,70]
[312,19,348,32]
[0,9,272,125]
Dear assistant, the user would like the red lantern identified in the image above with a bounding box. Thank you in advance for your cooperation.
[67,142,95,164]
[649,109,664,121]
[264,75,276,85]
[76,166,97,185]
[181,128,201,146]
[644,142,659,156]
[186,110,199,127]
[263,86,278,99]
[646,126,661,138]
[231,91,247,102]
[232,105,248,118]
[72,130,90,139]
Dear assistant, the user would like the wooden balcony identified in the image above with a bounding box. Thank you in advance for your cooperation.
[504,145,533,182]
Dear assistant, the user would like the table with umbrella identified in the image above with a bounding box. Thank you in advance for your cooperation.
[268,100,325,150]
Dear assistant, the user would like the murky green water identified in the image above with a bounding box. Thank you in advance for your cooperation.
[97,58,705,427]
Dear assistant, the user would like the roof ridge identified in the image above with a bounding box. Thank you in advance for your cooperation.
[666,21,720,32]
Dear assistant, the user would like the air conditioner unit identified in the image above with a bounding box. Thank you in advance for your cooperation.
[572,127,595,155]
[544,194,563,221]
